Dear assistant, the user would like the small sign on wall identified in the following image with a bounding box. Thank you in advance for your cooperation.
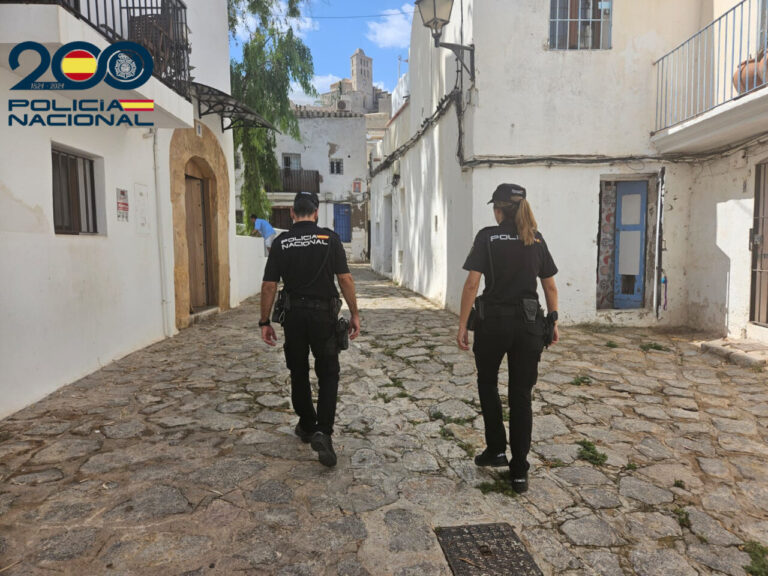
[117,188,129,222]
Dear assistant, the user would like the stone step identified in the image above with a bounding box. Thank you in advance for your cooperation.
[699,338,768,367]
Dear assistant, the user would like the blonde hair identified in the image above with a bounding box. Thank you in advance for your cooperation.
[498,198,538,246]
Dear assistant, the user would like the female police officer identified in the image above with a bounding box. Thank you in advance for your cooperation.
[457,183,559,493]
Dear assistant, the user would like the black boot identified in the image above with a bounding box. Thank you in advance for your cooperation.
[310,432,337,467]
[294,423,312,443]
[509,471,529,493]
[474,449,509,467]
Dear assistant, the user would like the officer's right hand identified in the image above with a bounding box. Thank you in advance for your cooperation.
[457,325,470,351]
[348,314,361,340]
[262,325,278,346]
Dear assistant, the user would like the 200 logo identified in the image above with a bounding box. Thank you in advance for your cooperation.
[10,41,153,91]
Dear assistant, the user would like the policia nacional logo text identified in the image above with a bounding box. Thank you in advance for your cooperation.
[281,234,330,249]
[7,41,154,128]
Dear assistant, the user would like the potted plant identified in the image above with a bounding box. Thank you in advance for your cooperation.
[733,50,767,94]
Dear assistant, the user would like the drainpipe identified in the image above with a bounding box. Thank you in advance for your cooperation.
[153,128,174,337]
[653,167,666,320]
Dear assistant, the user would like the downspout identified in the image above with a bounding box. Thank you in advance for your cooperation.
[153,128,173,336]
[653,166,666,319]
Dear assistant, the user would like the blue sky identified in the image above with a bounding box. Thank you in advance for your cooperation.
[229,1,414,104]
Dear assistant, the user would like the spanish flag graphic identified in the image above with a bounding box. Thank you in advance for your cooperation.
[61,50,97,82]
[118,100,155,112]
[317,235,329,240]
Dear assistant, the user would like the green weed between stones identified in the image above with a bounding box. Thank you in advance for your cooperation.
[673,479,686,489]
[577,440,607,466]
[605,340,619,348]
[440,427,475,458]
[625,461,638,471]
[674,507,691,529]
[640,342,670,352]
[477,471,519,498]
[430,410,445,421]
[389,377,405,389]
[570,375,592,386]
[544,458,567,468]
[743,541,768,576]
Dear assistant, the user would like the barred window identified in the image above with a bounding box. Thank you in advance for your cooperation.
[330,159,344,175]
[52,148,98,235]
[549,0,612,50]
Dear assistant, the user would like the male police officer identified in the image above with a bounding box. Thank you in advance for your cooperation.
[259,191,360,467]
[457,183,559,493]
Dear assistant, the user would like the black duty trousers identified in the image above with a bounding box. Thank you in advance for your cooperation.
[473,313,544,475]
[282,307,340,435]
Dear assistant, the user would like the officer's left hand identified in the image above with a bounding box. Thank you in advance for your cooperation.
[457,326,470,351]
[262,325,278,346]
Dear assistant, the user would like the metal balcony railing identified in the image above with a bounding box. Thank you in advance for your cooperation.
[0,0,190,98]
[267,169,321,195]
[655,0,768,131]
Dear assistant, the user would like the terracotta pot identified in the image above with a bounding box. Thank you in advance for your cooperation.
[733,56,767,94]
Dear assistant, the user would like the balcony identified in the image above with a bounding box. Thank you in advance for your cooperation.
[267,169,321,195]
[0,0,190,98]
[653,0,768,153]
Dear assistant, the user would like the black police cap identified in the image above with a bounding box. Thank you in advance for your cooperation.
[293,191,320,212]
[488,183,527,205]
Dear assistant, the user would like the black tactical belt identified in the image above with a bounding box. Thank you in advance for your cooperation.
[291,297,334,310]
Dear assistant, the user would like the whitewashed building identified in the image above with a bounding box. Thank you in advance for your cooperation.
[0,0,270,417]
[371,0,768,342]
[265,107,368,262]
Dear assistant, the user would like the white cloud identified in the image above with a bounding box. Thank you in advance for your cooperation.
[234,1,318,43]
[290,73,342,105]
[365,4,413,49]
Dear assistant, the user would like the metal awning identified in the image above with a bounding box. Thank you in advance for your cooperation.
[191,82,278,132]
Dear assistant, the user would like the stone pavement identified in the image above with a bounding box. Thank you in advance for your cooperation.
[1,266,767,576]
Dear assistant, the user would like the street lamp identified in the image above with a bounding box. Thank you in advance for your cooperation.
[415,0,475,82]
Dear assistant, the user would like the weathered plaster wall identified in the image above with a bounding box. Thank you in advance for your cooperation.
[234,236,267,302]
[687,148,761,338]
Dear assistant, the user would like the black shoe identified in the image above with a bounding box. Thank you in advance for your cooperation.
[294,423,312,443]
[310,432,337,467]
[509,471,529,494]
[474,449,509,467]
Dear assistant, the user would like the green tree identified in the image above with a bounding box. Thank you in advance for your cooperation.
[229,0,315,223]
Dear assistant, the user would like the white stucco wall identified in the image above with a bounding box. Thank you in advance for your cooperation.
[0,0,236,418]
[273,114,368,261]
[686,148,760,338]
[469,0,705,159]
[186,0,231,95]
[234,236,267,302]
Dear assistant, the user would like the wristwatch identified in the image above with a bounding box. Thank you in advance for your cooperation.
[258,319,271,327]
[549,311,558,322]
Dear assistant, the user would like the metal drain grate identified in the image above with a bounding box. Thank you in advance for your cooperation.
[435,523,543,576]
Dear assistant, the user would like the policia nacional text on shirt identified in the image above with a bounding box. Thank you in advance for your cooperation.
[457,183,560,494]
[258,191,361,468]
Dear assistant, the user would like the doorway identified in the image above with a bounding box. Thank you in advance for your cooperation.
[185,176,212,313]
[751,163,768,325]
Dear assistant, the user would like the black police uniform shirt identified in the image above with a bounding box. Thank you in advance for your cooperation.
[462,219,558,306]
[263,220,350,299]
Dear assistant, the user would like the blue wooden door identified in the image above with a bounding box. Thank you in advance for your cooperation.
[614,181,647,309]
[334,204,351,242]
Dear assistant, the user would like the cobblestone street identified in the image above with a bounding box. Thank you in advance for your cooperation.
[1,266,767,575]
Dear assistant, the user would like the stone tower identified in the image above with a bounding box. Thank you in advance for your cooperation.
[350,48,373,110]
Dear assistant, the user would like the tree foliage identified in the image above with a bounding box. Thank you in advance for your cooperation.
[229,0,315,221]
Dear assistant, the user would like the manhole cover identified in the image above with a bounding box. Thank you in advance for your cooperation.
[435,523,543,576]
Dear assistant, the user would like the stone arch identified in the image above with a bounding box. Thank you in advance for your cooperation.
[170,122,230,329]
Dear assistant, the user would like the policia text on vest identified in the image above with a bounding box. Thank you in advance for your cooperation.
[457,184,560,494]
[259,192,360,468]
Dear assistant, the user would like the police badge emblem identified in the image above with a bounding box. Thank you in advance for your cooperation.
[114,53,137,80]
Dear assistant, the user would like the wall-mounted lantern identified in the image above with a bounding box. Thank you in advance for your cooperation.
[414,0,475,82]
